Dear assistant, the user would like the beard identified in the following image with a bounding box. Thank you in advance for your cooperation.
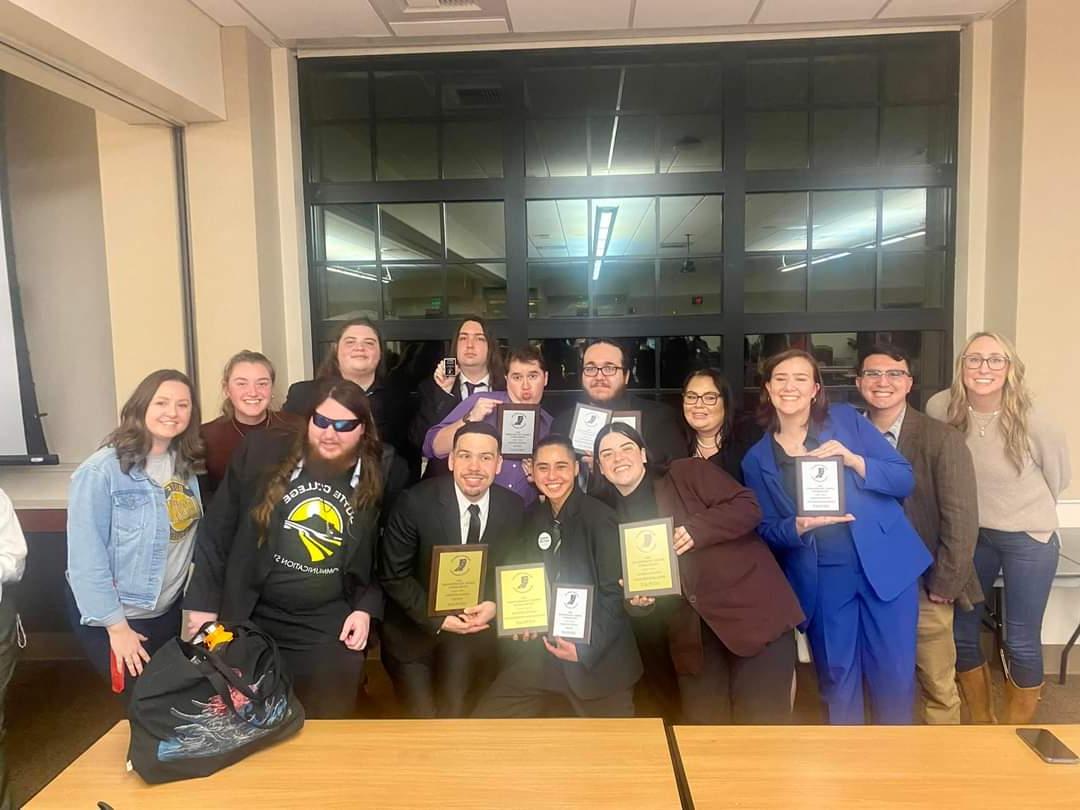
[304,445,359,481]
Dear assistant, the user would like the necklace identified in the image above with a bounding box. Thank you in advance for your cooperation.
[695,435,720,458]
[968,406,1000,438]
[231,412,270,438]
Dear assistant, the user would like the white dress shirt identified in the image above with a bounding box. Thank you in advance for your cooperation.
[453,484,490,544]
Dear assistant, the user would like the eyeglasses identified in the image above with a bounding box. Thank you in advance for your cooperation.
[312,412,362,432]
[583,364,624,377]
[682,392,722,406]
[858,370,912,380]
[962,354,1009,371]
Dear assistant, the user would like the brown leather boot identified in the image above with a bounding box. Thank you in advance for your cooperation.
[1003,679,1042,724]
[956,663,997,723]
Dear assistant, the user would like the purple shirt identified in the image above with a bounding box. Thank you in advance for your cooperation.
[423,391,553,506]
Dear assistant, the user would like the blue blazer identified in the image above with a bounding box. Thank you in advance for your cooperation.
[741,403,931,628]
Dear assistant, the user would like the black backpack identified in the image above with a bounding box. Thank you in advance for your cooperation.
[126,622,304,783]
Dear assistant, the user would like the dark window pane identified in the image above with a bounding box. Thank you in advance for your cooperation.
[748,58,809,107]
[880,252,946,309]
[375,71,438,117]
[884,48,951,103]
[811,190,877,250]
[447,263,506,318]
[745,254,806,313]
[527,199,588,258]
[593,259,655,316]
[659,115,722,173]
[525,68,589,114]
[590,65,654,112]
[590,116,656,175]
[376,122,438,180]
[445,202,505,260]
[656,63,722,113]
[592,197,656,256]
[383,265,444,319]
[660,335,722,388]
[658,258,722,315]
[443,120,503,179]
[813,54,878,105]
[882,188,948,250]
[531,338,583,390]
[528,262,588,318]
[526,119,587,177]
[310,124,372,182]
[813,108,877,167]
[380,203,442,261]
[627,337,655,389]
[808,252,875,312]
[746,192,808,251]
[323,264,380,321]
[307,70,369,122]
[320,204,376,261]
[881,106,950,165]
[659,195,722,256]
[746,111,808,170]
[441,72,503,113]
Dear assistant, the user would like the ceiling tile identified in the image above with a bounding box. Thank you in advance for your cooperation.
[633,0,759,28]
[507,0,632,33]
[756,0,884,25]
[241,0,391,39]
[877,0,1007,18]
[390,18,510,36]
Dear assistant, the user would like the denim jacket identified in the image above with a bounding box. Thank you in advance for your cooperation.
[66,446,202,626]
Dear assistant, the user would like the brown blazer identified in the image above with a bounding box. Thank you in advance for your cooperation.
[895,407,983,610]
[653,458,804,674]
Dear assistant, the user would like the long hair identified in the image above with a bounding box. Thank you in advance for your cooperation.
[944,331,1032,473]
[681,368,734,455]
[219,350,276,419]
[453,315,506,388]
[756,349,829,432]
[316,317,384,380]
[251,380,384,544]
[103,369,204,478]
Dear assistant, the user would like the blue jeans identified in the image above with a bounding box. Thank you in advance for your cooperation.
[953,529,1060,688]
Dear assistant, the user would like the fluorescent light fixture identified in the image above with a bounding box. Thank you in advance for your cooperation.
[879,229,925,247]
[778,229,927,272]
[326,265,391,285]
[592,206,618,281]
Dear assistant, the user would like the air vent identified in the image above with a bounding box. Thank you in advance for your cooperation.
[402,0,484,12]
[443,83,503,109]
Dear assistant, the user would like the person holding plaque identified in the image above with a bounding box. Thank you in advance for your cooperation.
[379,422,524,718]
[741,349,931,725]
[474,435,642,718]
[423,346,553,505]
[595,423,803,724]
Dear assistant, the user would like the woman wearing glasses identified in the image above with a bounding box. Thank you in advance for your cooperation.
[594,422,803,723]
[681,369,761,484]
[927,332,1070,723]
[184,380,409,717]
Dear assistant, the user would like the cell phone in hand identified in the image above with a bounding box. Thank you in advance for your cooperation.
[1016,728,1079,764]
[443,357,458,377]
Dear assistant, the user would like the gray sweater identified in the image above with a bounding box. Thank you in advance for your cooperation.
[926,391,1070,541]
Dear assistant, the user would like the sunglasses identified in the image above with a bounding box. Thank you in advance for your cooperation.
[312,412,362,432]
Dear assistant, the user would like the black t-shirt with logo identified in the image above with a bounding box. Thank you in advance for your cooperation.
[253,468,355,649]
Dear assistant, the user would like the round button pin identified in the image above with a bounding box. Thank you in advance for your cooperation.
[537,531,552,550]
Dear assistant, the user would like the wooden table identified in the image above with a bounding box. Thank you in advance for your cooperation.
[28,718,681,809]
[673,724,1080,809]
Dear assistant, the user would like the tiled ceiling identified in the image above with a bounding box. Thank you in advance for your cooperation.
[189,0,1016,49]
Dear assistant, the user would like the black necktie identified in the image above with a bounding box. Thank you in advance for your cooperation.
[464,380,482,398]
[466,504,481,545]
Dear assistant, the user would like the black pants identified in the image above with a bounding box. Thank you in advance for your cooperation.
[277,640,367,719]
[0,595,18,810]
[473,646,635,718]
[678,620,795,724]
[382,631,496,718]
[632,611,680,721]
[66,588,181,701]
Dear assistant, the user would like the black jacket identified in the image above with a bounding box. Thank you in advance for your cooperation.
[377,476,524,663]
[516,488,643,701]
[183,427,409,622]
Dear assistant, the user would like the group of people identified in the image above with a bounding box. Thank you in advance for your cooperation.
[55,316,1069,729]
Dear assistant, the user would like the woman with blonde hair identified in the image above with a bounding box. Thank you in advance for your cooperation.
[927,332,1070,723]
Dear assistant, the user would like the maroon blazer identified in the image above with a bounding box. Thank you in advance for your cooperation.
[654,458,804,674]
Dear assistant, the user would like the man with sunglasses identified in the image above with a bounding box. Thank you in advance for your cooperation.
[855,344,980,724]
[551,339,685,488]
[379,422,524,718]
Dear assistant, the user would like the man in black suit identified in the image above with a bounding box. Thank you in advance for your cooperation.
[474,436,642,717]
[378,422,523,717]
[551,339,685,485]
